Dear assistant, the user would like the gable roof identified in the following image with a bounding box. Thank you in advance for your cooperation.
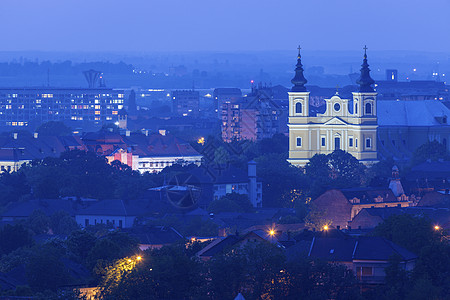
[309,236,417,262]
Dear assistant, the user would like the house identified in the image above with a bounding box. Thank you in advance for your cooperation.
[349,206,450,231]
[196,230,283,261]
[122,226,184,251]
[310,188,412,229]
[187,162,263,208]
[308,236,417,284]
[0,199,78,222]
[74,199,150,228]
[0,133,84,172]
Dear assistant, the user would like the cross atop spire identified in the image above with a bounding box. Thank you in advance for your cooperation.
[291,46,307,92]
[356,46,375,92]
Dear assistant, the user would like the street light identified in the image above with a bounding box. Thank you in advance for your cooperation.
[323,225,329,231]
[434,225,440,231]
[136,256,142,261]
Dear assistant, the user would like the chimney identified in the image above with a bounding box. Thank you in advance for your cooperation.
[159,129,166,136]
[248,160,258,207]
[33,132,38,139]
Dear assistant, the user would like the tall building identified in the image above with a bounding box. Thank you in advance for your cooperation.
[221,88,281,142]
[172,90,200,117]
[213,88,242,116]
[0,87,124,129]
[288,47,378,166]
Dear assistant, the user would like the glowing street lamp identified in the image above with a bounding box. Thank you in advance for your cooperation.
[434,225,440,231]
[323,225,329,231]
[136,256,142,261]
[269,229,275,236]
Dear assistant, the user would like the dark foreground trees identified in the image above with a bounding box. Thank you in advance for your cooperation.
[97,242,362,300]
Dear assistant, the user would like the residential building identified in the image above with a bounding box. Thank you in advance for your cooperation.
[311,188,412,229]
[308,236,417,284]
[172,90,200,117]
[213,88,242,116]
[0,87,124,129]
[221,88,281,142]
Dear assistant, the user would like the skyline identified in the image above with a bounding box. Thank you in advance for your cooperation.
[1,0,449,52]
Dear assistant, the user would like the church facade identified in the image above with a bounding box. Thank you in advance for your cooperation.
[287,48,450,166]
[288,48,379,166]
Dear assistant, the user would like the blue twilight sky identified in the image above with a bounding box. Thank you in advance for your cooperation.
[0,0,449,52]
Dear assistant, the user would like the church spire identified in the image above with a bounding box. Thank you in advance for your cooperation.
[291,46,308,92]
[356,45,375,92]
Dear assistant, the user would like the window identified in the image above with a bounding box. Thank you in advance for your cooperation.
[366,138,372,148]
[356,267,373,277]
[334,103,341,111]
[296,137,302,147]
[355,138,358,148]
[355,103,358,114]
[321,137,326,147]
[295,102,302,114]
[349,138,353,147]
[365,103,372,114]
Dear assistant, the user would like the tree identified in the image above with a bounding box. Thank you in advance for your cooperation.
[371,214,437,254]
[255,153,308,207]
[26,245,71,291]
[412,140,449,165]
[0,224,33,255]
[66,230,96,261]
[208,193,253,213]
[98,244,204,299]
[50,210,79,235]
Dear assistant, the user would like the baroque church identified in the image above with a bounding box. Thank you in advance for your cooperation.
[288,47,450,166]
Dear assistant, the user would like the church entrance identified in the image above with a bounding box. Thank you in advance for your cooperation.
[335,137,341,150]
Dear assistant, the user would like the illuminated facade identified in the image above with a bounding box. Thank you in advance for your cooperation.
[288,48,450,166]
[0,87,124,127]
[288,48,378,166]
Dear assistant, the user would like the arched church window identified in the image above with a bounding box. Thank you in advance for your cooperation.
[295,102,302,114]
[365,103,372,115]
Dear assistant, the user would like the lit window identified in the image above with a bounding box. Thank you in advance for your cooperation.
[112,111,118,115]
[95,111,100,115]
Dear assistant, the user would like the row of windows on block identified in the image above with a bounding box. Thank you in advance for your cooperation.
[85,218,123,228]
[296,137,372,149]
[294,102,373,114]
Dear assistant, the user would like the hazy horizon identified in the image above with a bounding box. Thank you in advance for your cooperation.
[1,0,449,52]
